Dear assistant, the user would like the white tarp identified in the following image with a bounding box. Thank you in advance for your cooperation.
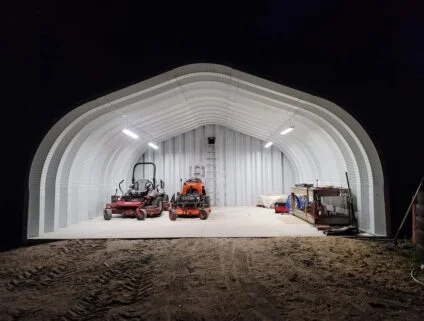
[256,194,287,208]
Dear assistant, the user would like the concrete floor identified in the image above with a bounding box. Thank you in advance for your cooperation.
[33,206,324,239]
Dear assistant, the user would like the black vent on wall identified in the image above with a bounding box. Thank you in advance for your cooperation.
[208,137,215,144]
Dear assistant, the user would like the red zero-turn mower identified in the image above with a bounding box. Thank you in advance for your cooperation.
[168,178,211,221]
[104,162,170,220]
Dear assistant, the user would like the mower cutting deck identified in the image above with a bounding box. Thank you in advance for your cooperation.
[104,162,170,220]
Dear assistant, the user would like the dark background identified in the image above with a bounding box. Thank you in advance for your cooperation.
[6,0,423,251]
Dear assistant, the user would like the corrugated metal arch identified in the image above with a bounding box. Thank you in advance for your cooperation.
[28,63,386,237]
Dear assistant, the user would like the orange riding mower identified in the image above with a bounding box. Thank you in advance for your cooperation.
[169,178,211,220]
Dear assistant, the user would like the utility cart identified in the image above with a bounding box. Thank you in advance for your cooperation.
[289,185,353,226]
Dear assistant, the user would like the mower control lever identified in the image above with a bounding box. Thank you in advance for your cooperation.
[118,180,125,194]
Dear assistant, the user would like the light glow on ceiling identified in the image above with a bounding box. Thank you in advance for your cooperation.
[122,129,139,139]
[148,142,159,149]
[280,126,294,135]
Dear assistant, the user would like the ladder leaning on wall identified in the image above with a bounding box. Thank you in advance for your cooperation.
[206,138,218,206]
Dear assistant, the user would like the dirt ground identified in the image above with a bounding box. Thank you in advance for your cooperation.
[0,237,423,321]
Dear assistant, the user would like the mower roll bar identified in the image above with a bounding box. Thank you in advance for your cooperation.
[132,162,156,188]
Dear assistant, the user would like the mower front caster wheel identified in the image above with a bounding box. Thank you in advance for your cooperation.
[104,209,112,220]
[199,209,208,220]
[169,210,177,221]
[136,208,147,220]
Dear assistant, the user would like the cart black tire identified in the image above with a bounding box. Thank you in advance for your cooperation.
[417,190,424,205]
[417,204,424,217]
[417,229,424,246]
[169,209,177,221]
[416,216,424,231]
[136,208,146,220]
[417,243,424,262]
[104,209,112,220]
[199,209,208,220]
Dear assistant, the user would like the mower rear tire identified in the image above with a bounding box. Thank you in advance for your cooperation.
[169,209,177,221]
[136,208,146,220]
[152,198,163,215]
[104,209,112,220]
[205,196,211,208]
[199,209,208,220]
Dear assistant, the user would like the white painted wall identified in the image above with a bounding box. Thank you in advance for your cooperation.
[139,125,294,206]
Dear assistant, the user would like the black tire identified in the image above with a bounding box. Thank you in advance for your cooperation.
[417,243,424,262]
[104,209,112,220]
[204,196,211,208]
[199,209,208,220]
[136,208,146,220]
[417,229,424,247]
[417,203,424,217]
[416,216,424,231]
[417,190,424,205]
[152,198,163,215]
[157,200,163,215]
[169,210,177,221]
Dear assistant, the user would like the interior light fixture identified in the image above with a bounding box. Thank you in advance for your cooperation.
[264,141,273,148]
[122,129,139,139]
[280,125,294,135]
[148,142,159,150]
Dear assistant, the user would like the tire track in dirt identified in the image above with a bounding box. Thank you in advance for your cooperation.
[58,266,120,321]
[6,240,108,292]
[184,239,229,320]
[58,245,157,321]
[219,240,235,288]
[167,242,191,305]
[105,271,157,321]
[268,239,379,318]
[229,242,282,321]
[233,247,249,276]
[162,239,206,321]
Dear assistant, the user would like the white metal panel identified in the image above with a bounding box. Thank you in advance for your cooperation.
[137,125,286,206]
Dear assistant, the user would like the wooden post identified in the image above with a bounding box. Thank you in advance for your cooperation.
[412,196,417,245]
[393,176,424,245]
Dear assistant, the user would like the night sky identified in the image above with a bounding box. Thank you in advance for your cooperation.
[7,0,423,250]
